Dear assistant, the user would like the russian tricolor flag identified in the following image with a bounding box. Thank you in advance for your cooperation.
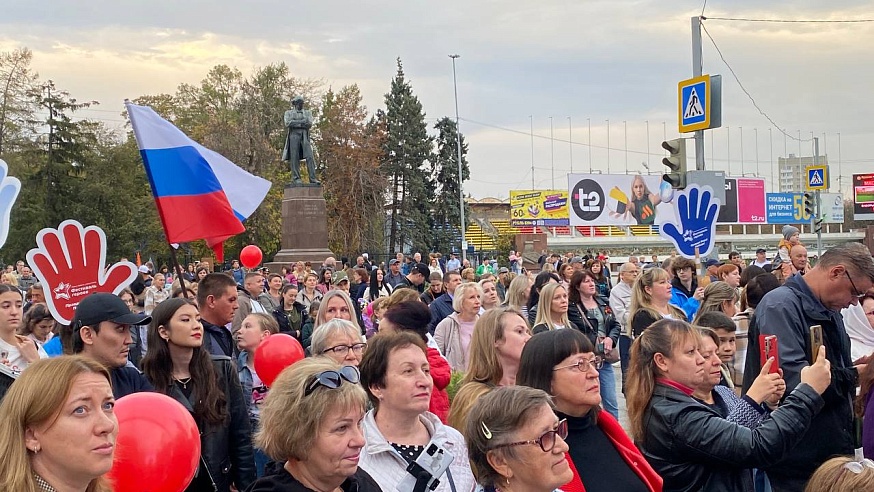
[126,102,271,261]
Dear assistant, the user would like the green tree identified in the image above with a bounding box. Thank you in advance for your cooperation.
[317,85,387,258]
[0,47,40,156]
[383,59,433,254]
[429,117,469,253]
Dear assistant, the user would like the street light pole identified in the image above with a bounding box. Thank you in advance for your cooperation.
[449,54,466,264]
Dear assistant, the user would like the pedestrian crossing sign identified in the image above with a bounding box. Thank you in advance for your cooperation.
[806,165,829,190]
[678,75,711,133]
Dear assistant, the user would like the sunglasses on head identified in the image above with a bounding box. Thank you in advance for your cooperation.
[304,365,360,396]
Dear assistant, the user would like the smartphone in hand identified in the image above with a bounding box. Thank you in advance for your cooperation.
[809,325,823,364]
[759,334,780,374]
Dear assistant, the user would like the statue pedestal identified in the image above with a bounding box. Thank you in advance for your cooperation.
[265,185,334,271]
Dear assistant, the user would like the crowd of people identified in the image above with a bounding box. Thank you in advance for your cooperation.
[3,234,874,492]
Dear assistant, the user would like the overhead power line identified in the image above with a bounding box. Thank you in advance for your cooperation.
[699,21,813,143]
[704,16,874,23]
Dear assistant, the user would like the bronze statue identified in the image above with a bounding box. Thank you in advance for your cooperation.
[282,95,320,185]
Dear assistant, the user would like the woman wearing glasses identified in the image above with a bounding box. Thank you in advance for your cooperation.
[517,328,661,492]
[142,298,255,492]
[358,332,476,492]
[462,385,573,492]
[311,319,366,367]
[248,357,382,491]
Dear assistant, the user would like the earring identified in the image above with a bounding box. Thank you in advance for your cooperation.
[29,445,40,454]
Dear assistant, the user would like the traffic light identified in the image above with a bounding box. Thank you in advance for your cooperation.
[661,138,687,190]
[802,192,815,218]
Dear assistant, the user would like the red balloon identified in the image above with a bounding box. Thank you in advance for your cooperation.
[109,392,201,492]
[254,333,306,387]
[240,245,263,269]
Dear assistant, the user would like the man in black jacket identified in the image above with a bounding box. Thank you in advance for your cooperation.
[71,293,153,398]
[743,242,874,491]
[428,271,462,334]
[198,273,240,357]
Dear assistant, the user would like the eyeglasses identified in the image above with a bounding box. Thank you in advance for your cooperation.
[305,365,360,396]
[491,419,568,453]
[322,342,367,357]
[845,271,867,299]
[553,356,603,373]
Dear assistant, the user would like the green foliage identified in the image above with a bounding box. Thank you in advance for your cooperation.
[430,117,470,254]
[383,58,434,254]
[446,370,466,403]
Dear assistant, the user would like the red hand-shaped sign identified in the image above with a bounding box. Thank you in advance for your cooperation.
[26,220,138,325]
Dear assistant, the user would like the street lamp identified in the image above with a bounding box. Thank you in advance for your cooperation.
[449,54,466,264]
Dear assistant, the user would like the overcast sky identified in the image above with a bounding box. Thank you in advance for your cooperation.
[3,1,873,199]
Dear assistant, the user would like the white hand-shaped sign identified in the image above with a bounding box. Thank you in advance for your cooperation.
[659,185,721,259]
[0,159,22,249]
[26,220,138,324]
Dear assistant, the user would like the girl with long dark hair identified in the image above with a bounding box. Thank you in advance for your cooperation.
[363,268,392,302]
[142,298,255,492]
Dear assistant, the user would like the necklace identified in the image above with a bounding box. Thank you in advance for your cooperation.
[174,376,192,389]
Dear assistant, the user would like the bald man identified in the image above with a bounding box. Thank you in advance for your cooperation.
[609,262,640,393]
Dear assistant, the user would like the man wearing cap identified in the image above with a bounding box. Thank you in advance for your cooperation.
[428,270,463,334]
[198,273,240,358]
[570,256,584,272]
[384,258,404,289]
[753,248,771,268]
[446,253,461,273]
[396,262,430,294]
[72,293,154,399]
[331,270,351,294]
[706,258,721,282]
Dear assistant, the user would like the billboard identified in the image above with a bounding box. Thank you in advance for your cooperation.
[567,174,766,226]
[765,193,806,224]
[718,178,766,224]
[821,193,844,223]
[854,173,874,221]
[509,190,569,226]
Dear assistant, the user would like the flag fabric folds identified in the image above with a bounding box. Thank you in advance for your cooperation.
[125,102,271,262]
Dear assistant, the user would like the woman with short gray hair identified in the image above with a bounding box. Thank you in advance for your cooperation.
[311,318,366,367]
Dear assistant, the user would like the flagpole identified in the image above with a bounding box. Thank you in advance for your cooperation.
[169,245,190,299]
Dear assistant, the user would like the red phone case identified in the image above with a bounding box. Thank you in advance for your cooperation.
[759,334,780,374]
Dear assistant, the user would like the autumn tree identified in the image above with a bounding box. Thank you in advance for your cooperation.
[317,85,387,258]
[429,117,469,253]
[383,59,433,254]
[0,48,39,156]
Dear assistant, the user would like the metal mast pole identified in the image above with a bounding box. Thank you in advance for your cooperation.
[449,54,466,264]
[692,16,705,170]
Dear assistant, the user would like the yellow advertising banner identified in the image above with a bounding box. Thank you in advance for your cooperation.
[510,190,569,226]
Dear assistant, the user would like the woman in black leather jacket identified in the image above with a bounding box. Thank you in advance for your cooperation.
[143,298,256,492]
[626,318,832,492]
[567,270,621,419]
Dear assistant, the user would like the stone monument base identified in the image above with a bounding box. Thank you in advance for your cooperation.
[265,184,334,272]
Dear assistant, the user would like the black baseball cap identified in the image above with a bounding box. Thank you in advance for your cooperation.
[411,263,430,277]
[756,248,767,254]
[73,293,152,330]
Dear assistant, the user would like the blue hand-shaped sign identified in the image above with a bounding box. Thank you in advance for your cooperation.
[0,160,21,250]
[659,185,720,258]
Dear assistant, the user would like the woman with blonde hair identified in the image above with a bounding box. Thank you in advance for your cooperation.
[0,355,117,492]
[449,307,532,429]
[628,267,685,338]
[434,282,482,371]
[315,290,361,333]
[693,281,739,323]
[532,283,572,333]
[503,274,533,322]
